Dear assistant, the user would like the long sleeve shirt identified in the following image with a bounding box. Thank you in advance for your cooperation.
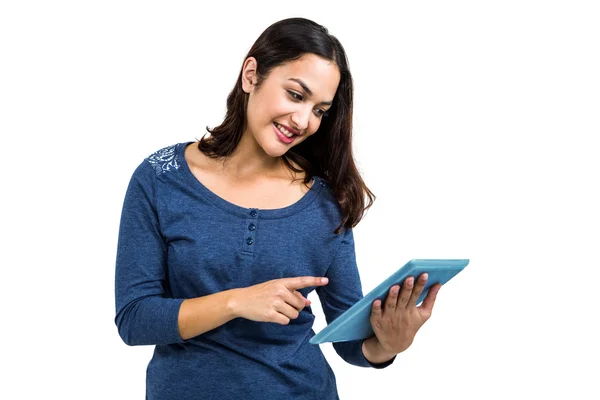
[114,141,395,400]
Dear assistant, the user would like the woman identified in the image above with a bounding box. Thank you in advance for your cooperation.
[115,17,441,399]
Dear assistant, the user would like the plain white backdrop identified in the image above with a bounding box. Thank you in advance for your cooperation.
[1,1,599,399]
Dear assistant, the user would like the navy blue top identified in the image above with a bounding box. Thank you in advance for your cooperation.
[114,142,395,400]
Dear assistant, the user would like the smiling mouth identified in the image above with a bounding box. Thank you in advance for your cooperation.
[273,123,296,144]
[274,122,298,138]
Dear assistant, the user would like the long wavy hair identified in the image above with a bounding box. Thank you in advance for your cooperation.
[197,17,375,234]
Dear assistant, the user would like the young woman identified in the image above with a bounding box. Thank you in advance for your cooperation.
[115,17,441,400]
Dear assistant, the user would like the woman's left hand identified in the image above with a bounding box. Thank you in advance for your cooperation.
[369,273,442,355]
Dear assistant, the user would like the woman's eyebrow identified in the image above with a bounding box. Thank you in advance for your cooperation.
[288,78,333,106]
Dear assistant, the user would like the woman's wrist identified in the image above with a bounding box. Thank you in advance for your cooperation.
[225,288,243,319]
[362,336,397,364]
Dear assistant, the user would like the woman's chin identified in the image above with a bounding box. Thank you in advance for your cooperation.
[260,138,292,157]
[263,146,289,158]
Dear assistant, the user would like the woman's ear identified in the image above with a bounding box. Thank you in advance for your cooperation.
[241,57,258,93]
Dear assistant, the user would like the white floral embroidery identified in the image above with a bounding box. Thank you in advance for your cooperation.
[147,144,180,175]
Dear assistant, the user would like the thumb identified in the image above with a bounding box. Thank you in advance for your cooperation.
[420,283,441,311]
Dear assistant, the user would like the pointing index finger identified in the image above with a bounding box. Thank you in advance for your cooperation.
[284,276,329,290]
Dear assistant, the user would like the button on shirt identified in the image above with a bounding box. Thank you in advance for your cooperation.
[114,142,395,400]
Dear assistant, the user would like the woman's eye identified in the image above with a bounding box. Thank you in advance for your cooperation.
[288,90,328,117]
[287,91,303,101]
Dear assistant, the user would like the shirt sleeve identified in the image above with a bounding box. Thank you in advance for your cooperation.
[316,228,396,369]
[114,160,186,346]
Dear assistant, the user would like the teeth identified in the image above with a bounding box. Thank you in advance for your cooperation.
[276,123,294,138]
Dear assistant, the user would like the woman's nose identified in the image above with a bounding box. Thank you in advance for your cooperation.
[291,107,311,131]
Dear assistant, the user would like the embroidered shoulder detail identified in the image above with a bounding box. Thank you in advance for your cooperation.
[146,144,180,175]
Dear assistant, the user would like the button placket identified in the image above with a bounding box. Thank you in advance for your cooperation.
[242,208,259,254]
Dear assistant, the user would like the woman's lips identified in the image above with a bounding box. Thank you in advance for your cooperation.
[274,123,295,144]
[276,122,300,136]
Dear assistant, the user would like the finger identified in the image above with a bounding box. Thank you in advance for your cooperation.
[384,285,400,313]
[293,290,311,307]
[420,283,442,312]
[370,299,383,325]
[408,273,428,306]
[283,290,308,311]
[283,276,328,290]
[267,309,291,325]
[274,300,301,321]
[396,276,414,308]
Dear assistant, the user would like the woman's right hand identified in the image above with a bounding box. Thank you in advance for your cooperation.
[230,277,329,325]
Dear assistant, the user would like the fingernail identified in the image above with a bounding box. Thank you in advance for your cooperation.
[422,273,428,280]
[321,277,328,284]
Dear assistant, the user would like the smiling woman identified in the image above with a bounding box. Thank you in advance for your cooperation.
[115,17,440,400]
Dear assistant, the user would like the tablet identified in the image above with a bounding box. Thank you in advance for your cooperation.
[309,259,469,344]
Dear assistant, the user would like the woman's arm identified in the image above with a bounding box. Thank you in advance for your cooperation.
[179,276,327,340]
[115,161,186,346]
[177,291,238,340]
[362,336,397,364]
[316,228,396,368]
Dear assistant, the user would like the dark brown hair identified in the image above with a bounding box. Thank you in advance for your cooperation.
[198,17,375,234]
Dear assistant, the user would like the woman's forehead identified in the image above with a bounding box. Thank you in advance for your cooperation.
[272,55,340,98]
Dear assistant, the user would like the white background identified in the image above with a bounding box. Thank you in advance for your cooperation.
[1,1,599,399]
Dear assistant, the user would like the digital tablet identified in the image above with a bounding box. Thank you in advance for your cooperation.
[309,259,469,344]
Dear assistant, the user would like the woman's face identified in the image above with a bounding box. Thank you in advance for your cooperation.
[242,53,341,158]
